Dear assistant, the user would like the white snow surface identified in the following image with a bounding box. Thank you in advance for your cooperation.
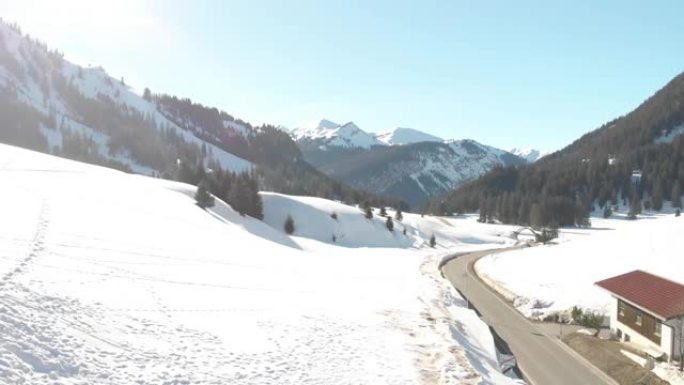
[508,148,547,163]
[621,349,684,385]
[655,124,684,144]
[476,208,684,319]
[0,143,523,385]
[376,127,443,146]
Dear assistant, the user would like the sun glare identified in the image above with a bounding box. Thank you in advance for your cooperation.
[0,0,163,44]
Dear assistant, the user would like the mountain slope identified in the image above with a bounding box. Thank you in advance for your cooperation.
[432,71,684,226]
[0,20,400,208]
[292,120,527,208]
[0,21,252,175]
[0,142,522,385]
[307,139,526,208]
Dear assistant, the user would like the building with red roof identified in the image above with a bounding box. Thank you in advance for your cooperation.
[596,270,684,360]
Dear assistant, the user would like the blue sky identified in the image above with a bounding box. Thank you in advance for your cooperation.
[3,0,684,151]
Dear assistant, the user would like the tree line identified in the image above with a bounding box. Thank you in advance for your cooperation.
[427,71,684,227]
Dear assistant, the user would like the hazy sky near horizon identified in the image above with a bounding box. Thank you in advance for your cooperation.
[2,0,684,151]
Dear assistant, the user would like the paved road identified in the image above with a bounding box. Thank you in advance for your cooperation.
[441,248,616,385]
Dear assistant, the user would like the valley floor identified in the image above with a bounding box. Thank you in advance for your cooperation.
[0,144,523,385]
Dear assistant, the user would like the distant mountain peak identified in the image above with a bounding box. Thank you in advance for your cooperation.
[509,148,547,163]
[291,119,383,149]
[376,127,443,145]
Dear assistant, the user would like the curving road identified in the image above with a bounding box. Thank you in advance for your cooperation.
[441,248,617,385]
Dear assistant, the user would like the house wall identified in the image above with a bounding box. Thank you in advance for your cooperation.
[615,319,663,354]
[665,319,683,361]
[609,297,618,334]
[617,299,661,345]
[662,322,674,360]
[609,297,674,359]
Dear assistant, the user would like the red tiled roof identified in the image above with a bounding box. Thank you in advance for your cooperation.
[595,270,684,319]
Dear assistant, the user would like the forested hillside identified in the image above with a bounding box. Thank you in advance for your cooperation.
[0,20,402,212]
[429,71,684,227]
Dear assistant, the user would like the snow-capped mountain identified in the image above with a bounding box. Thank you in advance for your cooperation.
[292,119,526,207]
[376,127,443,145]
[291,119,384,149]
[509,148,547,163]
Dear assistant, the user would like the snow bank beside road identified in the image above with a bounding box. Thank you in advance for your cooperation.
[476,215,684,319]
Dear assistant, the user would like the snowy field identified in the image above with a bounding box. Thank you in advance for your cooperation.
[477,211,684,319]
[0,144,523,385]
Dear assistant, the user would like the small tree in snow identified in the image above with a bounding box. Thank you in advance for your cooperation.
[330,212,338,220]
[143,87,152,101]
[677,209,681,217]
[379,207,387,217]
[395,208,403,221]
[364,205,373,219]
[284,215,295,235]
[429,234,436,248]
[194,181,214,209]
[603,206,612,219]
[386,217,394,232]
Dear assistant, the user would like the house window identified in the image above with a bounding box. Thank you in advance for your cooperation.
[655,321,662,336]
[636,312,643,326]
[618,301,626,317]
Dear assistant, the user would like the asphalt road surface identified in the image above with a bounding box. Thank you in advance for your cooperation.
[441,248,617,385]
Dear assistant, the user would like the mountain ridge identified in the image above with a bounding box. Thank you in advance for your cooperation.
[430,70,684,226]
[291,119,529,207]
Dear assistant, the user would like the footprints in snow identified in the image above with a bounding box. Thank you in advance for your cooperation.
[0,200,49,285]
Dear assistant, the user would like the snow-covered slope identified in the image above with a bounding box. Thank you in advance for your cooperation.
[376,127,443,145]
[291,119,384,149]
[0,20,252,174]
[509,148,547,163]
[260,192,508,249]
[0,143,524,385]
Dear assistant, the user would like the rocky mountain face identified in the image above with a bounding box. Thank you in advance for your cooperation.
[291,119,527,208]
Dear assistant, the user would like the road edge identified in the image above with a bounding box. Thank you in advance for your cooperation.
[456,249,621,385]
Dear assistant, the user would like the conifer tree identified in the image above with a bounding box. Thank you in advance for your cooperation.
[603,206,612,219]
[386,216,394,232]
[395,208,403,221]
[284,215,295,235]
[363,202,373,219]
[653,179,664,210]
[672,182,682,208]
[194,180,214,209]
[429,234,436,248]
[143,87,152,101]
[379,206,387,217]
